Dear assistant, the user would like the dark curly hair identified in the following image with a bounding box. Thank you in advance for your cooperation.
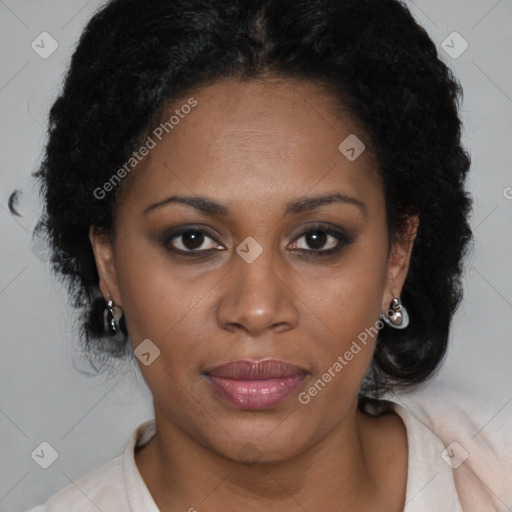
[11,0,473,398]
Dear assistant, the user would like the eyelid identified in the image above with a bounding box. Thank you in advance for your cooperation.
[289,223,353,244]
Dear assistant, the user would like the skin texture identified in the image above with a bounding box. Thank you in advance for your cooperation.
[90,77,418,511]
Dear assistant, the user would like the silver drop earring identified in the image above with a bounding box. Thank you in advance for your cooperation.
[105,294,123,334]
[380,297,409,329]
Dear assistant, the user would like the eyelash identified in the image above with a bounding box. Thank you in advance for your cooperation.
[162,224,353,258]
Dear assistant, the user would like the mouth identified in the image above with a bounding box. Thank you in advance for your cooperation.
[203,359,308,410]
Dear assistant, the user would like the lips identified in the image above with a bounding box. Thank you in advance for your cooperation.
[205,359,307,380]
[204,359,308,410]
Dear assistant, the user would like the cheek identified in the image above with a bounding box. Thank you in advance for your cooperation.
[113,235,204,344]
[297,285,381,422]
[298,235,388,397]
[308,265,383,336]
[308,243,387,342]
[115,244,213,403]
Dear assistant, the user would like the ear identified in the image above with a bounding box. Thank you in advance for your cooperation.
[89,226,122,305]
[381,214,419,313]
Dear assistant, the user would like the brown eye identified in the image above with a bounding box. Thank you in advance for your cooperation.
[303,229,330,250]
[164,228,223,253]
[290,227,349,252]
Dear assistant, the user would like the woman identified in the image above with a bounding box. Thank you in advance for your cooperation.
[20,0,511,510]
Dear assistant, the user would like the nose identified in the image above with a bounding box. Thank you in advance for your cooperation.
[216,247,299,337]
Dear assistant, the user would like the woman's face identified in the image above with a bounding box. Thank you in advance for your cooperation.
[91,77,417,463]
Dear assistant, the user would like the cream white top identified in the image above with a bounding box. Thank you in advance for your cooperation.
[26,385,512,511]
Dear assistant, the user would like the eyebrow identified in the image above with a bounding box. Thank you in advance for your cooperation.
[143,192,366,217]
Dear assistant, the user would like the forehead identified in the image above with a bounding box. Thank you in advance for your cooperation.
[118,77,382,211]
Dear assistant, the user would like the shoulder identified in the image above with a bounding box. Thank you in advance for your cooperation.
[25,455,126,512]
[25,418,157,512]
[386,381,512,511]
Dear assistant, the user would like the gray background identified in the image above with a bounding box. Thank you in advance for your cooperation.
[0,1,511,510]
